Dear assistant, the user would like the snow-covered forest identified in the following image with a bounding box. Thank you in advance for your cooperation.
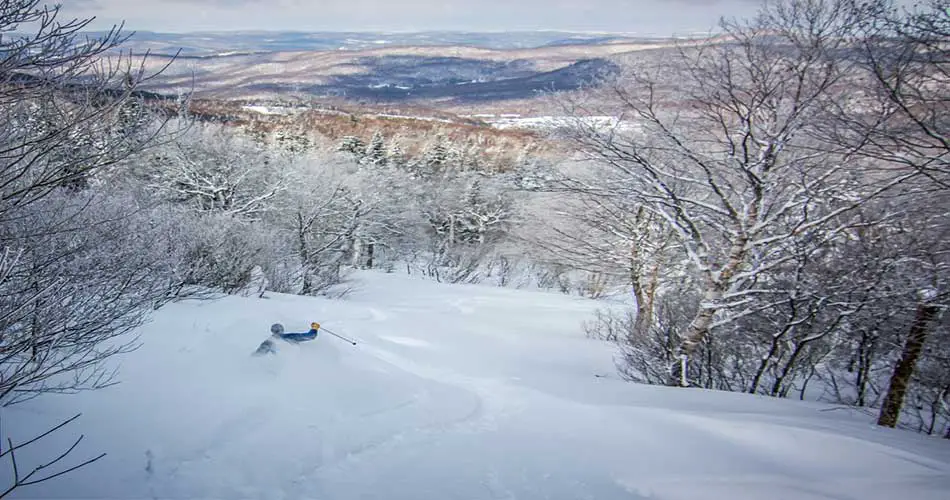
[1,0,949,495]
[546,0,950,435]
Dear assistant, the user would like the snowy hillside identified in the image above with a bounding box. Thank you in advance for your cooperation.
[4,271,950,499]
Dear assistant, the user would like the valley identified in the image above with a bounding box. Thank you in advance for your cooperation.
[127,31,686,115]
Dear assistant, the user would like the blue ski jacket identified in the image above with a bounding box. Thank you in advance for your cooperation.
[279,328,319,342]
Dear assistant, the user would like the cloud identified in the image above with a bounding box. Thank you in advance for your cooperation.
[57,0,773,34]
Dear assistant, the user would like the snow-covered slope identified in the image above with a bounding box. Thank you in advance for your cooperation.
[4,271,950,499]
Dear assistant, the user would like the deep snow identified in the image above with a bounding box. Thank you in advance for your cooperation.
[3,271,950,499]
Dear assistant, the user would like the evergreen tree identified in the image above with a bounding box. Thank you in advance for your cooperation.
[365,131,387,166]
[337,135,366,160]
[275,130,311,154]
[422,135,450,174]
[387,139,408,169]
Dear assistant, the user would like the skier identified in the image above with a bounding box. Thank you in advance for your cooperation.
[275,322,320,342]
[253,322,321,356]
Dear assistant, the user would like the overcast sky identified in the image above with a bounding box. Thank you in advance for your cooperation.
[58,0,775,34]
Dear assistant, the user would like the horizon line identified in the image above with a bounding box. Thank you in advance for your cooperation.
[72,27,723,39]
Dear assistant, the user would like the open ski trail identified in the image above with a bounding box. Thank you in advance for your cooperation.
[4,271,950,499]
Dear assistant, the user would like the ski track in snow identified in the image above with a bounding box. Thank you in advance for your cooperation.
[4,270,950,500]
[165,404,273,478]
[378,335,434,348]
[366,307,389,322]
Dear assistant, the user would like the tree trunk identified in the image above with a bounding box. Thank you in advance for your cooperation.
[628,209,653,337]
[350,236,362,268]
[366,243,374,269]
[30,258,42,361]
[751,298,800,394]
[926,389,944,435]
[877,302,940,428]
[629,268,653,338]
[679,287,721,348]
[448,215,456,246]
[771,340,806,397]
[750,333,783,394]
[856,333,876,407]
[301,270,312,296]
[673,297,719,387]
[628,209,665,338]
[638,262,661,335]
[296,213,312,296]
[675,237,748,386]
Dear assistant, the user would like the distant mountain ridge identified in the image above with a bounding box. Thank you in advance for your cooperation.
[100,30,673,57]
[90,30,703,108]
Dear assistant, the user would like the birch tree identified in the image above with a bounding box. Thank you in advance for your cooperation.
[536,158,681,335]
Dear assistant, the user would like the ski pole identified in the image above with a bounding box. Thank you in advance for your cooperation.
[321,327,357,346]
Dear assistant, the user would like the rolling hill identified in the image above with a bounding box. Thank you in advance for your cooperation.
[119,31,698,106]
